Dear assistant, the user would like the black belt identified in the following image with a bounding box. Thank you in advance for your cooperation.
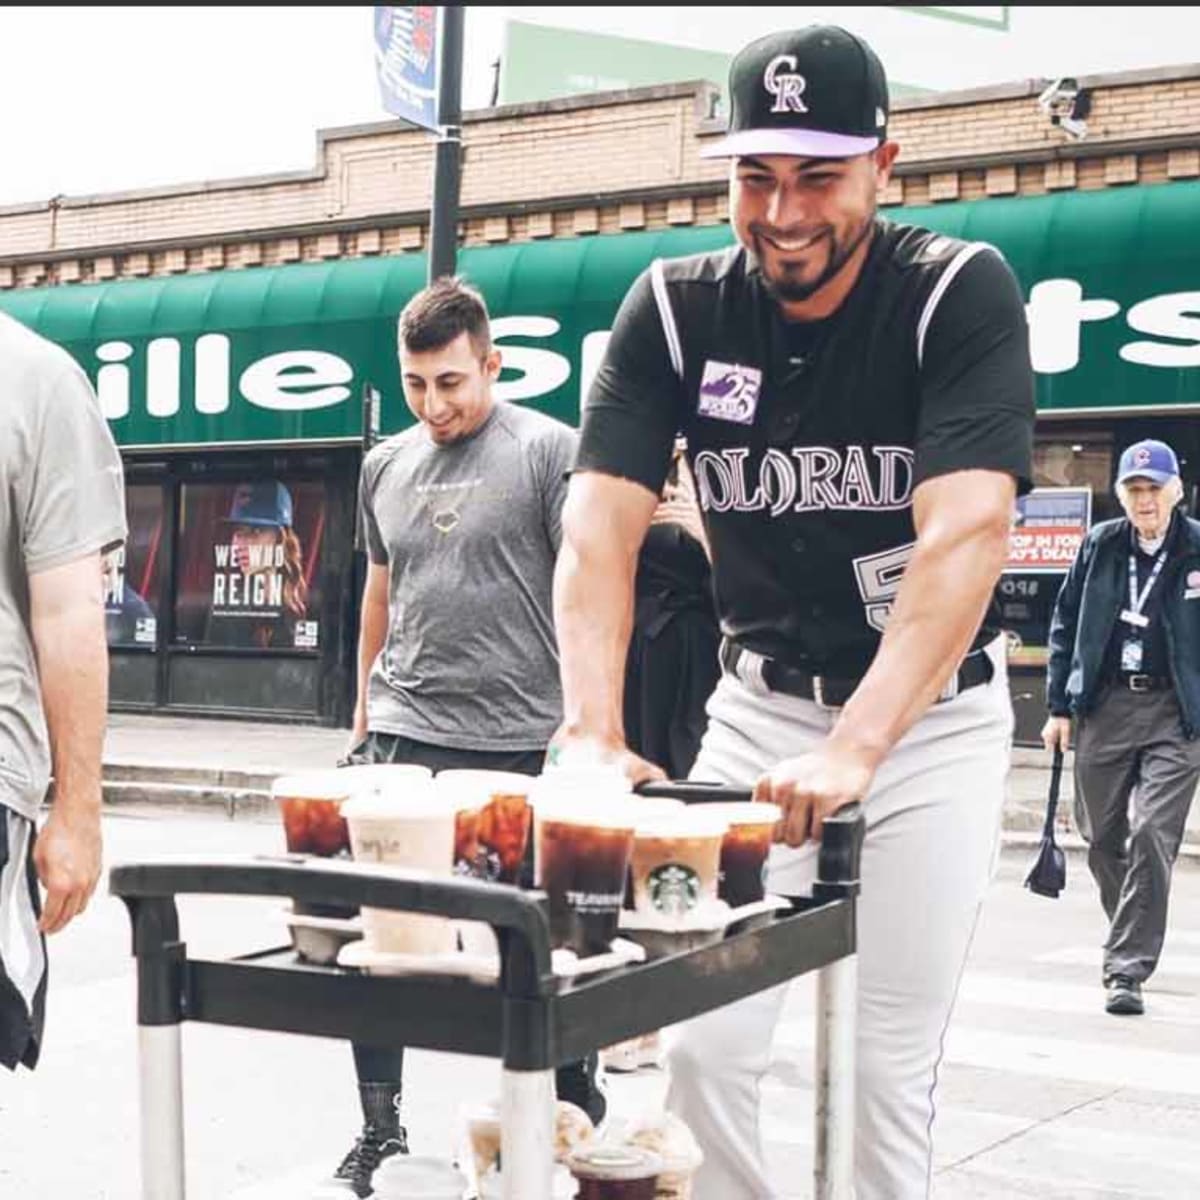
[720,640,993,709]
[1114,673,1171,694]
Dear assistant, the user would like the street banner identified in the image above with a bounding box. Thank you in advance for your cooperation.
[374,6,440,130]
[1006,486,1092,573]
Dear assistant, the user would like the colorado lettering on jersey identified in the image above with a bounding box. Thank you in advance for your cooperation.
[693,445,914,515]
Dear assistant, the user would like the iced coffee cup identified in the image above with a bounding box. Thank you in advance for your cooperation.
[702,802,783,908]
[534,797,638,957]
[567,1145,663,1200]
[342,780,457,955]
[434,770,533,882]
[629,810,728,920]
[273,770,355,859]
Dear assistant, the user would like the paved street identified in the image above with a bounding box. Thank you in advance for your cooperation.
[0,808,1196,1199]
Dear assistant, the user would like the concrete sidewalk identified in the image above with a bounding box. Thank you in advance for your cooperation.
[101,712,1200,856]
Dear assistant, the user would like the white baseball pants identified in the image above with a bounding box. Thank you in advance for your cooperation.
[666,639,1012,1199]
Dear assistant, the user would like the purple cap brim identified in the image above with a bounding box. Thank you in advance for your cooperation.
[1118,469,1174,486]
[700,127,881,160]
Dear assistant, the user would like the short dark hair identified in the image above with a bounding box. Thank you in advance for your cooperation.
[398,277,492,358]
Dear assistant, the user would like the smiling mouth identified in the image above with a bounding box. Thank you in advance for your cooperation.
[759,230,826,255]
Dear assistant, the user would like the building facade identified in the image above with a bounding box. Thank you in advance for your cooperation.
[1,64,1197,737]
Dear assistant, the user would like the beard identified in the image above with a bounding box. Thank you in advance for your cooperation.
[754,212,876,303]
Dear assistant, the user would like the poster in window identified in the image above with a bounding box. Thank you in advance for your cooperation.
[1006,487,1093,573]
[174,479,327,651]
[105,484,164,648]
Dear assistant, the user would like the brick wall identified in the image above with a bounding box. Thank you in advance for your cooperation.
[0,65,1196,288]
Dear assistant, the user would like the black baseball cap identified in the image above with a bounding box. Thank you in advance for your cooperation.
[702,26,889,160]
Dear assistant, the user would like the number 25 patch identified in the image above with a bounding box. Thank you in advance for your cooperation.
[698,360,762,425]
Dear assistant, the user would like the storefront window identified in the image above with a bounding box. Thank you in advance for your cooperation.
[1032,434,1118,522]
[104,484,165,648]
[173,478,327,652]
[1002,431,1114,665]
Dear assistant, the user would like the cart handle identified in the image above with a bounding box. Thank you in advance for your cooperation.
[635,781,864,898]
[109,857,555,981]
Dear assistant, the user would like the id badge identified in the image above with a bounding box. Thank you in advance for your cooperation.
[1120,638,1144,673]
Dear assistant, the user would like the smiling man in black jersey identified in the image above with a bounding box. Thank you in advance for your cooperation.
[552,25,1035,1200]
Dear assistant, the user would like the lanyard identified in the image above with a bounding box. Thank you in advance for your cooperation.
[1128,547,1168,618]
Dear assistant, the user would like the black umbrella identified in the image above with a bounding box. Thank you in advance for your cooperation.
[1024,746,1067,898]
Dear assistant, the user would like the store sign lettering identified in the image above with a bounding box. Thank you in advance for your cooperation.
[95,335,354,420]
[1026,282,1200,374]
[92,283,1198,428]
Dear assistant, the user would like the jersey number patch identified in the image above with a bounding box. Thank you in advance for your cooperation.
[852,542,915,632]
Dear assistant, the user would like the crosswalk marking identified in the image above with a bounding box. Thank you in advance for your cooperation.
[955,972,1200,1023]
[1035,946,1200,976]
[225,938,1200,1199]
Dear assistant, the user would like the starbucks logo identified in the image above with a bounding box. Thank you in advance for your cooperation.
[648,863,701,917]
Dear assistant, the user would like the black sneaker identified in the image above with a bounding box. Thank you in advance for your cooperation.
[332,1122,408,1197]
[1105,975,1144,1016]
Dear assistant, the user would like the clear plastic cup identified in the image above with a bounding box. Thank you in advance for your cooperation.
[342,779,456,955]
[534,796,639,957]
[700,802,783,908]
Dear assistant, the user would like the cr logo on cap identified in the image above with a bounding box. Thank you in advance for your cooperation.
[1133,446,1152,467]
[764,55,809,114]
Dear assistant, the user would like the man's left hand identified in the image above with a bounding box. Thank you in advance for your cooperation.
[34,806,102,934]
[753,745,875,846]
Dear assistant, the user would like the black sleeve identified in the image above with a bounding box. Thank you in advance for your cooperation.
[573,267,685,497]
[914,248,1035,494]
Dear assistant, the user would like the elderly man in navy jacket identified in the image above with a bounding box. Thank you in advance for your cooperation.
[1044,438,1200,1016]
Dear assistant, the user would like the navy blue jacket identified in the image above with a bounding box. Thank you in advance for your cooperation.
[1046,510,1200,738]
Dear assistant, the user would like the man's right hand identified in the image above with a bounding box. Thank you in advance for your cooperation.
[1041,715,1071,754]
[546,729,666,787]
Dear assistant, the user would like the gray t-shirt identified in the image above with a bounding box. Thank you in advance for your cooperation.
[0,313,126,820]
[361,402,577,751]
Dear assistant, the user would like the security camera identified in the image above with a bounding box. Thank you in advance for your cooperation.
[1037,77,1091,140]
[1038,77,1079,117]
[1057,115,1089,141]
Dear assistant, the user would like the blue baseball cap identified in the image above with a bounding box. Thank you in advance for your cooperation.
[1116,439,1179,487]
[221,481,294,528]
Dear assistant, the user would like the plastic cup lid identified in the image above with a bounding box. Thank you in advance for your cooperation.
[371,1154,467,1197]
[534,796,641,831]
[270,769,354,801]
[435,770,533,808]
[536,762,632,792]
[568,1144,663,1181]
[700,801,782,827]
[340,781,445,821]
[335,764,434,785]
[633,810,729,838]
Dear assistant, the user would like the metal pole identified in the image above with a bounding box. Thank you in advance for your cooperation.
[813,955,857,1200]
[500,1067,556,1200]
[427,4,465,283]
[139,1024,186,1199]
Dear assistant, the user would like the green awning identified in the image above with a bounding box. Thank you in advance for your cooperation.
[0,182,1196,448]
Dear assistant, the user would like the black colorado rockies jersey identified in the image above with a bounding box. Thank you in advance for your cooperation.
[577,220,1034,676]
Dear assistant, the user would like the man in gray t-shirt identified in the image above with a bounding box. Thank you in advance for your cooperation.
[358,389,573,752]
[331,278,582,1197]
[0,312,126,1070]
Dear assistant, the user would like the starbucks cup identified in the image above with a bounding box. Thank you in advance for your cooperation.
[701,802,783,908]
[342,780,456,955]
[629,811,728,921]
